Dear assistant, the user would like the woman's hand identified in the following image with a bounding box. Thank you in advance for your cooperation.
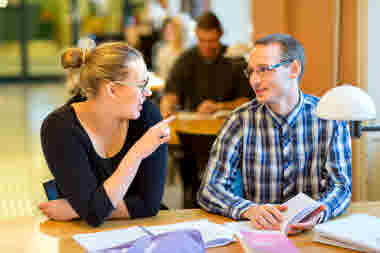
[132,115,176,159]
[39,199,79,221]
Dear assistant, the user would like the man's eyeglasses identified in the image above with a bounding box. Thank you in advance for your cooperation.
[244,59,294,79]
[113,76,150,92]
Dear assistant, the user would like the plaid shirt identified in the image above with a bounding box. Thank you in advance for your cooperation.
[197,91,352,223]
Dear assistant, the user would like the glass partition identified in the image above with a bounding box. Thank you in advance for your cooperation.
[27,0,70,76]
[0,1,22,76]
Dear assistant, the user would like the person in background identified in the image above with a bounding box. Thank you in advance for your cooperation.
[159,11,254,208]
[198,33,352,234]
[160,11,254,117]
[39,42,174,227]
[153,15,188,81]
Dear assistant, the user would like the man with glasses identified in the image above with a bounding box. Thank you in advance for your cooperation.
[198,34,352,233]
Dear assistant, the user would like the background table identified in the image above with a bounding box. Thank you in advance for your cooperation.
[1,202,379,252]
[168,113,227,207]
[169,113,226,145]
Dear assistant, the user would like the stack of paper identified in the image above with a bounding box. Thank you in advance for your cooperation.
[313,214,380,252]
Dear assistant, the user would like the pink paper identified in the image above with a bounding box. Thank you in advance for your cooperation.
[240,231,300,253]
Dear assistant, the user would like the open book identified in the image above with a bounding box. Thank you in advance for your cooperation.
[313,214,380,252]
[224,192,323,235]
[73,219,235,252]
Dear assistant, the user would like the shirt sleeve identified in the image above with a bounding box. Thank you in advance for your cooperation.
[40,114,115,227]
[197,113,255,219]
[318,120,352,222]
[123,101,167,218]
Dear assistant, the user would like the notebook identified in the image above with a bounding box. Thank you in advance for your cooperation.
[73,219,235,252]
[313,214,380,252]
[224,192,323,235]
[238,231,301,253]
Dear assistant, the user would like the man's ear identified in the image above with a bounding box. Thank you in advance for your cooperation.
[290,60,301,80]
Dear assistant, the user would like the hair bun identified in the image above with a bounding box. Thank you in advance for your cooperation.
[61,48,84,69]
[78,37,96,64]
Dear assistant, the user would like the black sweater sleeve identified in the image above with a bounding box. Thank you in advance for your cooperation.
[40,112,114,227]
[124,100,168,218]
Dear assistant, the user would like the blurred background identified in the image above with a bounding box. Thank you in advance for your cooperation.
[0,0,378,218]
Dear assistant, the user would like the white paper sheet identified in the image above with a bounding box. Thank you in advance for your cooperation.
[72,226,147,252]
[224,221,281,235]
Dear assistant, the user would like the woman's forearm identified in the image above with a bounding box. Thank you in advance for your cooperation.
[103,148,142,208]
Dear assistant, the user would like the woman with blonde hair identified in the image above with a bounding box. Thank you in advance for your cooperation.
[39,41,174,227]
[154,15,194,80]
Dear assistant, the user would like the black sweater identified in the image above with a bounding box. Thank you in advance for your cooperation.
[40,97,167,227]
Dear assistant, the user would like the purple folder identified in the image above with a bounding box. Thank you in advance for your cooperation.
[93,229,205,253]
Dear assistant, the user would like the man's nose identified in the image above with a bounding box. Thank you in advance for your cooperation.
[143,87,152,97]
[250,72,261,86]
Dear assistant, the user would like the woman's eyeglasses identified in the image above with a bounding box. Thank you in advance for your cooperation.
[113,76,150,92]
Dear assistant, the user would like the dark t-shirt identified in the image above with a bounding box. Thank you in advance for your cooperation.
[40,97,167,227]
[165,45,254,111]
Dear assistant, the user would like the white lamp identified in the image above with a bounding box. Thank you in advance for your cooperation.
[315,84,379,138]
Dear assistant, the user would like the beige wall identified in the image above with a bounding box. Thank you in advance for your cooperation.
[252,0,339,97]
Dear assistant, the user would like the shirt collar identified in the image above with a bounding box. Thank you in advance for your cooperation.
[264,89,305,128]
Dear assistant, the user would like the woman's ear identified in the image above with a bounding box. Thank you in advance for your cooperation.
[290,60,301,80]
[105,83,117,99]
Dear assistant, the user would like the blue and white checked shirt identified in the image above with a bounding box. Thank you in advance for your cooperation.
[197,91,352,223]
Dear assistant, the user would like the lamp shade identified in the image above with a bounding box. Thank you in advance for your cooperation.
[315,85,376,121]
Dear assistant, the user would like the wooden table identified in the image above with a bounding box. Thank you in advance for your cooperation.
[1,202,379,252]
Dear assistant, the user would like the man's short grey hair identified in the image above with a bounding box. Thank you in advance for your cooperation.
[255,33,305,83]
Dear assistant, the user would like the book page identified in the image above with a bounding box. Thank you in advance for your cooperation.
[72,226,148,252]
[280,192,322,234]
[281,192,320,221]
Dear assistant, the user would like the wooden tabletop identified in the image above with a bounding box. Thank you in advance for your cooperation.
[0,202,379,252]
